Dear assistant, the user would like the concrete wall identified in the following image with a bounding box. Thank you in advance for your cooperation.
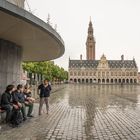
[6,0,25,8]
[0,39,22,94]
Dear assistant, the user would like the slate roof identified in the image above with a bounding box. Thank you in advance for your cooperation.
[69,60,137,69]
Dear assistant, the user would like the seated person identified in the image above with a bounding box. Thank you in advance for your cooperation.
[15,85,34,119]
[23,86,34,117]
[14,84,27,121]
[1,85,17,123]
[24,86,35,103]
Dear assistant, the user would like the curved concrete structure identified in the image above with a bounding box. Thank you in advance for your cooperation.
[0,0,65,93]
[0,0,65,61]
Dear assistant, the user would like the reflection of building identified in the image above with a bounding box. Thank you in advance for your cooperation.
[69,20,138,84]
[0,0,65,93]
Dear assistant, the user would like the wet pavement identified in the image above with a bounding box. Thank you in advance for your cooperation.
[1,84,140,140]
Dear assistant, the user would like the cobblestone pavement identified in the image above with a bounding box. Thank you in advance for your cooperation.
[1,84,140,140]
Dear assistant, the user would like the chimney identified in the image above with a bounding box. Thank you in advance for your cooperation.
[80,54,82,60]
[121,55,124,61]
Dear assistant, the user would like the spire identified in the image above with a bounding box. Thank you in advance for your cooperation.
[89,16,92,26]
[88,18,93,35]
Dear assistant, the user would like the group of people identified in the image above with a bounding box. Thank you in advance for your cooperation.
[0,79,52,127]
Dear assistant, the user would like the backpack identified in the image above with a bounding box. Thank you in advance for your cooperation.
[10,109,23,127]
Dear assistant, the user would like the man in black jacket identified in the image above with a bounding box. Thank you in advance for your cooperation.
[1,85,15,123]
[38,79,52,115]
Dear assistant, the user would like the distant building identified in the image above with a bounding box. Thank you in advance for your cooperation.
[68,20,138,84]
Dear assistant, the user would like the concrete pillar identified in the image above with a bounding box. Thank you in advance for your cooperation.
[0,39,22,94]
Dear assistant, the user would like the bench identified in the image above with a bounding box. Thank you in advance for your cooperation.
[0,107,6,123]
[0,108,5,113]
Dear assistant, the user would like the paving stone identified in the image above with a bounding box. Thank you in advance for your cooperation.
[1,85,140,140]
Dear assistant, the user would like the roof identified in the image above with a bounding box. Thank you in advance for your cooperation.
[0,0,65,61]
[69,60,137,69]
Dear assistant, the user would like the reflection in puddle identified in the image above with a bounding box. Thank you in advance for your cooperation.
[66,84,140,139]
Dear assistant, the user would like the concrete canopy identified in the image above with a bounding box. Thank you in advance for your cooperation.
[0,0,65,61]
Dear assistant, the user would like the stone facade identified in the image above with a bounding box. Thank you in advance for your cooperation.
[0,39,22,93]
[6,0,25,8]
[68,20,138,84]
[69,55,138,84]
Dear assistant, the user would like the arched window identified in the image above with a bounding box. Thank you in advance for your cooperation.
[106,79,109,83]
[102,79,105,83]
[78,79,81,83]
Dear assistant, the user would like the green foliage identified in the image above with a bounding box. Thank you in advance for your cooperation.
[22,61,68,81]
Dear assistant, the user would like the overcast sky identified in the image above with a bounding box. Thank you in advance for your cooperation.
[26,0,140,71]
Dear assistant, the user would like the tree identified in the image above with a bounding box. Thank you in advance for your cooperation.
[22,61,68,82]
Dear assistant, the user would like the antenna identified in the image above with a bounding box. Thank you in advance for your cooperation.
[55,24,57,31]
[25,0,32,13]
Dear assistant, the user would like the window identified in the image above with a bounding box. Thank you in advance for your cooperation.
[107,72,109,76]
[130,72,133,76]
[90,72,92,76]
[126,72,129,76]
[78,71,81,76]
[70,72,73,76]
[122,72,125,76]
[82,72,85,76]
[119,72,121,76]
[134,72,137,76]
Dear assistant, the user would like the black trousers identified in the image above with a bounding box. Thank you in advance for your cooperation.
[1,104,13,123]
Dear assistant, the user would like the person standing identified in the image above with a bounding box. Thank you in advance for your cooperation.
[38,79,52,115]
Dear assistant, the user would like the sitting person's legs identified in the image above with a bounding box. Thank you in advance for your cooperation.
[21,103,27,121]
[25,102,34,117]
[2,105,12,123]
